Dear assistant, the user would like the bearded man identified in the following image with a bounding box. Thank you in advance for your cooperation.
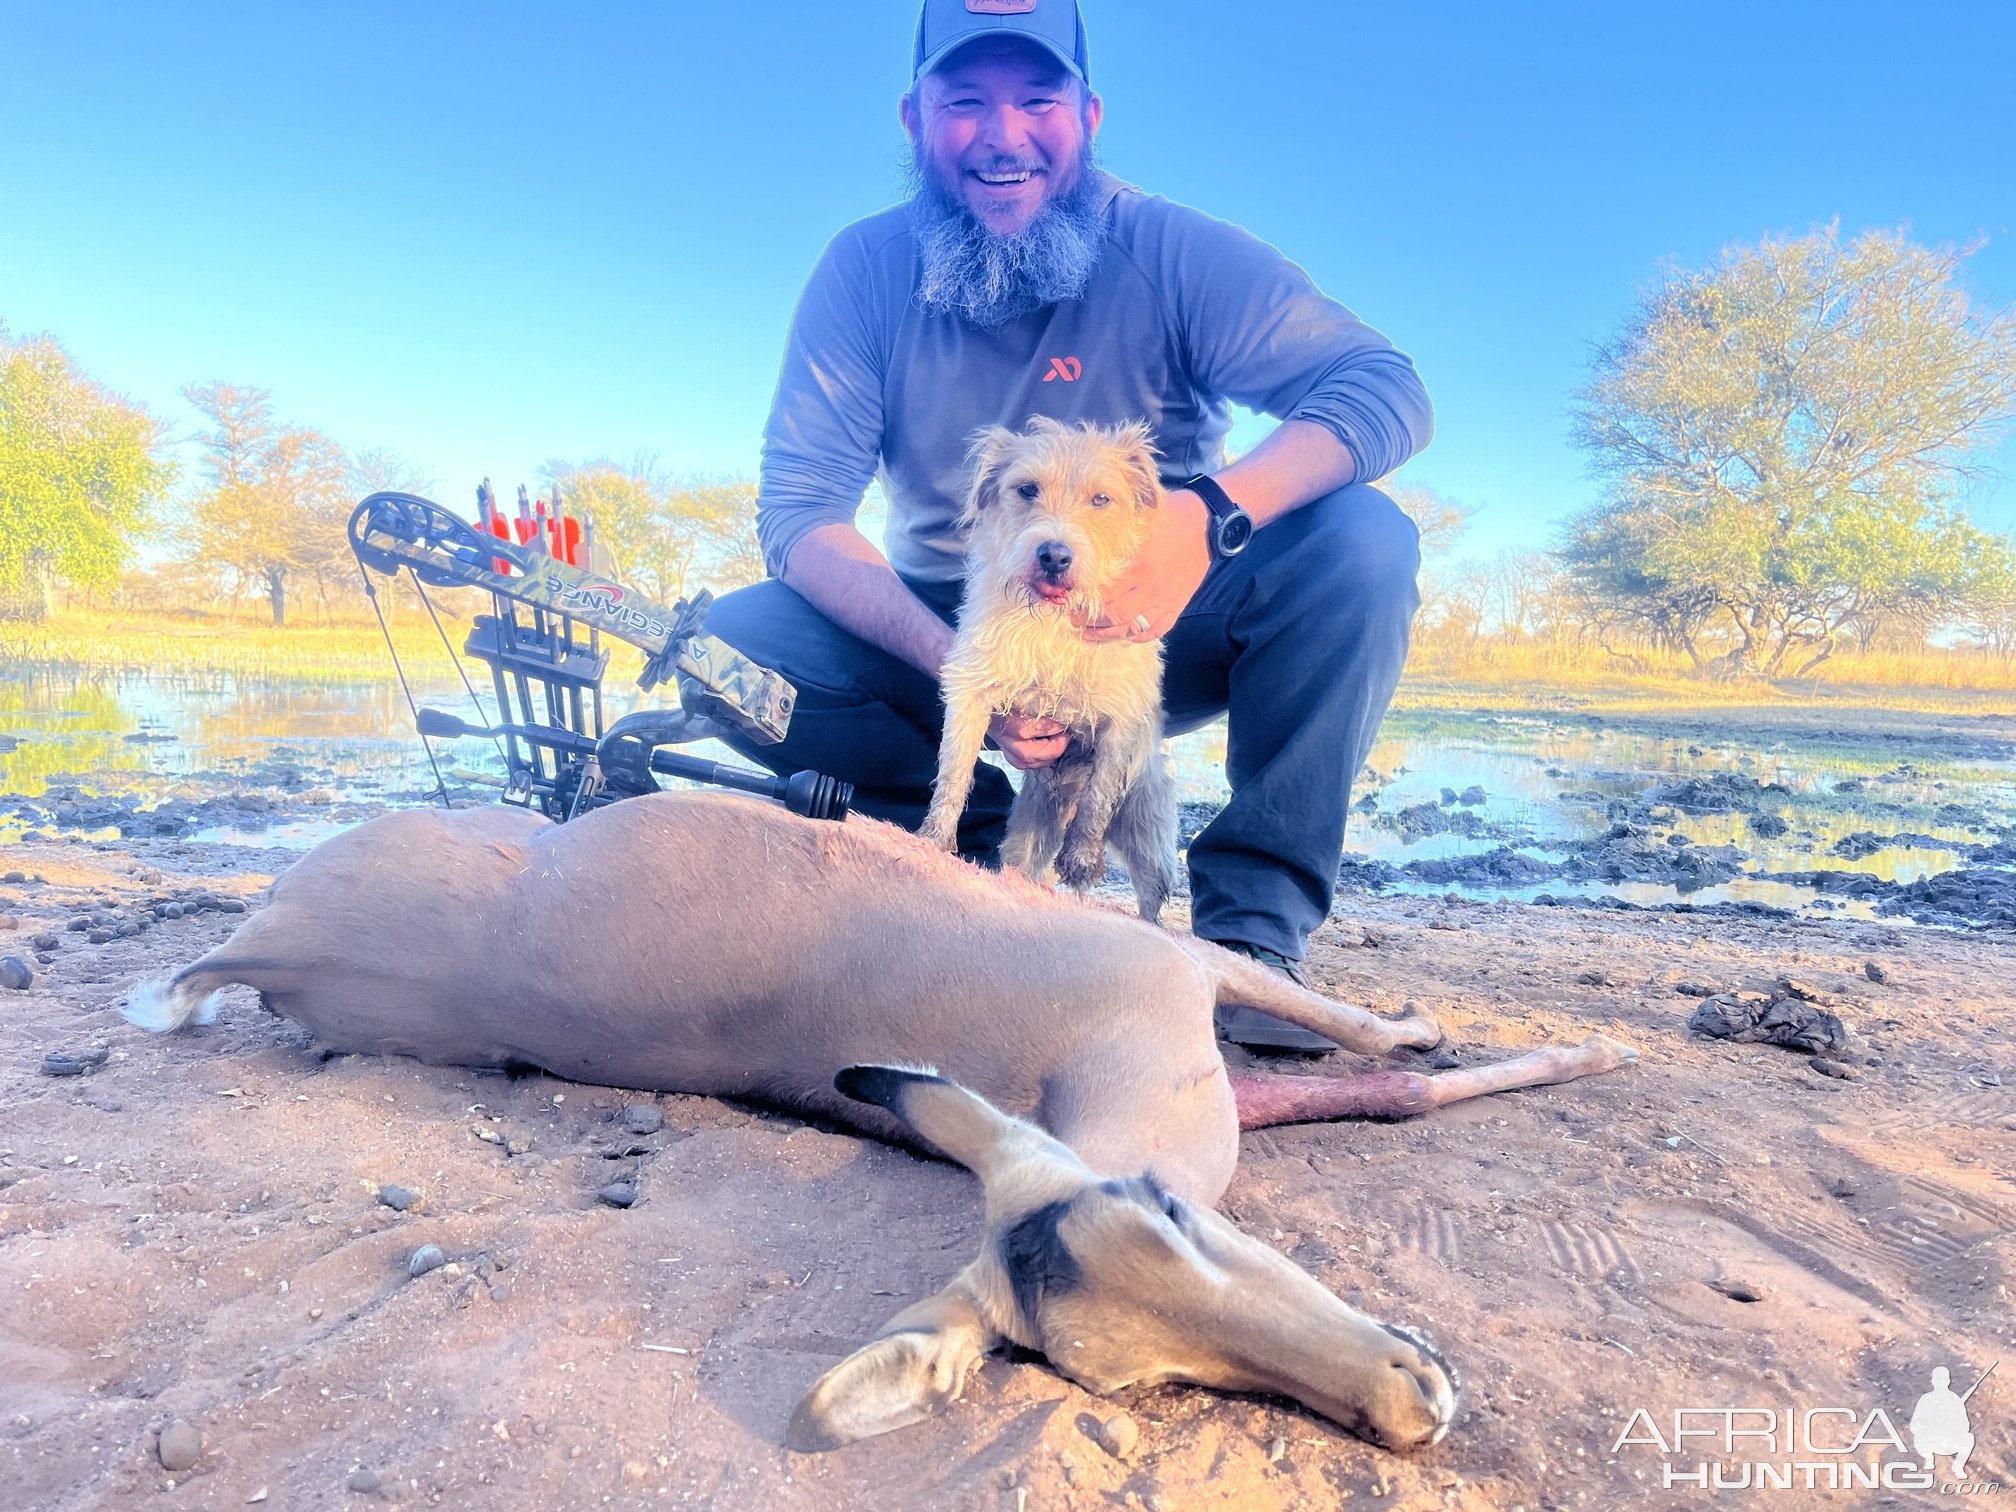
[706,0,1431,1052]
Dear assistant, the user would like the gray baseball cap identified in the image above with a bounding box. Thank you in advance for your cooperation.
[912,0,1090,84]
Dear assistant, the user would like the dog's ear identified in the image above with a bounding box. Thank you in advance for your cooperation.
[961,425,1019,528]
[1109,421,1163,511]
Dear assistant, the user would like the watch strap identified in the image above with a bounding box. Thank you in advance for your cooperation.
[1181,473,1242,522]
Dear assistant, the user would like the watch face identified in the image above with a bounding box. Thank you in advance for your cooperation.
[1217,512,1254,556]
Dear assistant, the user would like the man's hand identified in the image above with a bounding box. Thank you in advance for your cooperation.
[1079,488,1212,643]
[989,710,1069,769]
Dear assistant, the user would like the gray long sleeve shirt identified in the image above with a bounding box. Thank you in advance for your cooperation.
[757,173,1432,585]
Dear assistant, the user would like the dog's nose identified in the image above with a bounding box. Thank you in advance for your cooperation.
[1036,541,1073,578]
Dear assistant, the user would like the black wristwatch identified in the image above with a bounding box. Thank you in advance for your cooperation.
[1181,474,1255,559]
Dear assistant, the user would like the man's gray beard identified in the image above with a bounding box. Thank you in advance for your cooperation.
[908,151,1106,329]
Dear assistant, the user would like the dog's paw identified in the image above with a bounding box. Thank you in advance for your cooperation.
[1056,845,1107,891]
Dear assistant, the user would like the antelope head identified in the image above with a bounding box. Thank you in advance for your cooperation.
[786,1066,1457,1454]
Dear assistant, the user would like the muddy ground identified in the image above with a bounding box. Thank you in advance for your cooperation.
[3,776,2016,1509]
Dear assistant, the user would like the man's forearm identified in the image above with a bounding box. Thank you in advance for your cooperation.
[778,522,955,679]
[1210,418,1359,527]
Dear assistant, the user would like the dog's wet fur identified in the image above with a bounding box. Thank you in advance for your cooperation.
[921,416,1178,920]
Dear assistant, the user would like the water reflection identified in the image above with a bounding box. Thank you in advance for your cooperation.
[3,669,2011,921]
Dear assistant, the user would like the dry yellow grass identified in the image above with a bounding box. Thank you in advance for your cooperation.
[7,610,2013,717]
[1,605,656,687]
[1402,631,2016,713]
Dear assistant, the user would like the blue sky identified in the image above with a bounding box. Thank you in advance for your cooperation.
[4,1,2013,559]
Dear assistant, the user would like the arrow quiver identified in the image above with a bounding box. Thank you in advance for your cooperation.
[347,490,852,823]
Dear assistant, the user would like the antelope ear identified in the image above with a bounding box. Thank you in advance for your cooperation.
[835,1065,1079,1185]
[960,424,1020,527]
[785,1284,997,1452]
[1111,420,1163,509]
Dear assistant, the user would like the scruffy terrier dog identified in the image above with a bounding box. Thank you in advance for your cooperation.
[920,416,1179,922]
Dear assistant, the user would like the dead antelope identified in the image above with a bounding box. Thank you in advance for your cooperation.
[127,793,1636,1453]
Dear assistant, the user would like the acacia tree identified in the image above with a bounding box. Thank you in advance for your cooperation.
[0,326,173,617]
[1562,226,2016,677]
[185,383,351,626]
[542,458,762,602]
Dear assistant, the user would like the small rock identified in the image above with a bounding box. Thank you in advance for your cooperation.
[1089,1411,1139,1459]
[2,869,26,883]
[216,898,247,914]
[1778,978,1824,1002]
[1267,1435,1287,1462]
[1,956,34,990]
[490,1281,512,1303]
[621,1103,664,1135]
[0,914,17,930]
[162,902,185,920]
[1425,1048,1460,1070]
[157,1419,202,1472]
[1576,968,1611,987]
[31,932,58,950]
[65,916,91,932]
[473,1125,503,1144]
[505,1136,533,1157]
[377,1184,419,1212]
[597,1182,637,1209]
[408,1244,447,1278]
[87,928,114,944]
[1673,981,1715,997]
[41,1046,108,1077]
[347,1467,381,1494]
[1809,1055,1854,1080]
[1864,960,1890,984]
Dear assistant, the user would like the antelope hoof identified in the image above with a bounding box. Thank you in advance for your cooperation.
[1578,1033,1641,1073]
[1391,1002,1444,1051]
[1360,1323,1459,1451]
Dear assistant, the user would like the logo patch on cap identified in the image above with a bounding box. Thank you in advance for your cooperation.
[966,0,1038,13]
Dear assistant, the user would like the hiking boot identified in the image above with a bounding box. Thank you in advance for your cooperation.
[1210,943,1340,1055]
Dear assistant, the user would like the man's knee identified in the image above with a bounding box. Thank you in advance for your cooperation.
[703,580,815,670]
[1309,481,1420,591]
[1256,481,1421,626]
[704,578,915,705]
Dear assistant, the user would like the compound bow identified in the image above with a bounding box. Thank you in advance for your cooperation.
[347,490,852,824]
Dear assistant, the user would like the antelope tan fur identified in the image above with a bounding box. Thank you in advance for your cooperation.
[127,792,1637,1454]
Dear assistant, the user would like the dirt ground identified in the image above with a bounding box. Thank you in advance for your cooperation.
[3,825,2014,1511]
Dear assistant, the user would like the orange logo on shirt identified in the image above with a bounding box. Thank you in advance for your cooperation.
[1042,355,1083,382]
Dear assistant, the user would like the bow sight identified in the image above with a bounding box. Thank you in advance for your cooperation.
[347,489,852,823]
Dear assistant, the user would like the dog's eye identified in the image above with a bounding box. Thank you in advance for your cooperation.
[1017,482,1040,502]
[1090,493,1111,509]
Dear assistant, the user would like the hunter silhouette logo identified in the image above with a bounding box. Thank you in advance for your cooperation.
[1042,355,1082,382]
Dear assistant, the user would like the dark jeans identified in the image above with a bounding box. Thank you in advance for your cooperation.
[705,482,1421,960]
